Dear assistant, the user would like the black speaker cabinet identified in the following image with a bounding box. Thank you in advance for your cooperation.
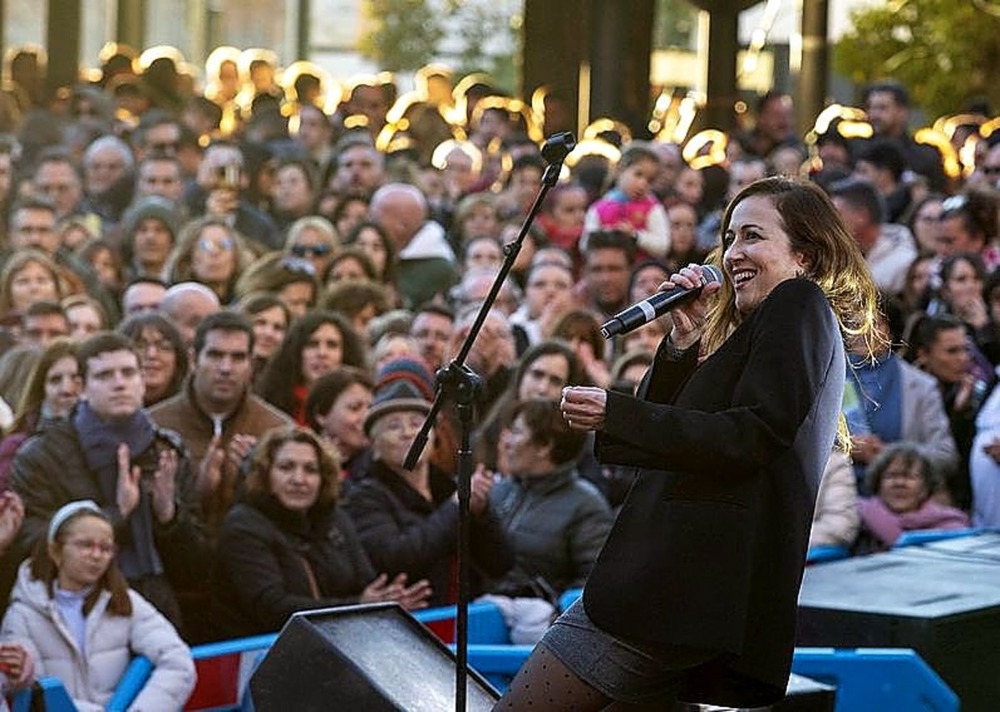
[250,603,500,711]
[797,547,1000,712]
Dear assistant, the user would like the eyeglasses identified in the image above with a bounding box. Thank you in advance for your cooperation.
[982,166,1000,176]
[198,237,234,253]
[65,538,117,556]
[290,244,332,258]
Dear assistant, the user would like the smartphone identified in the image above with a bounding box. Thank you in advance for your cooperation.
[216,163,242,190]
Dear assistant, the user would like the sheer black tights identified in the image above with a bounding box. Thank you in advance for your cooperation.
[493,644,675,711]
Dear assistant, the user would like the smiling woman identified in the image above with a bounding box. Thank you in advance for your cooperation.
[212,427,431,638]
[117,313,188,407]
[502,178,883,711]
[857,443,970,552]
[256,311,366,425]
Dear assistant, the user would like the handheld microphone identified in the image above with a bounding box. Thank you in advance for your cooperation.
[600,264,723,339]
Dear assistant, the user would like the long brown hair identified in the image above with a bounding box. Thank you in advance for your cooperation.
[9,337,79,435]
[701,177,883,447]
[31,508,132,617]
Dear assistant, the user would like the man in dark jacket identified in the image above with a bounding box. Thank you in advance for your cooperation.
[10,332,206,629]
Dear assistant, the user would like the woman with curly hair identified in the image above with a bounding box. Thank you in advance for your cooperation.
[213,427,430,637]
[257,310,367,424]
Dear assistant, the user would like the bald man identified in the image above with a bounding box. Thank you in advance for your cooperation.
[369,183,458,308]
[161,282,221,349]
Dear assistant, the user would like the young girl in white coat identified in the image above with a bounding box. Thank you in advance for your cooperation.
[1,500,195,711]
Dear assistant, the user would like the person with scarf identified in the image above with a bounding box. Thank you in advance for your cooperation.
[857,443,970,552]
[9,333,206,632]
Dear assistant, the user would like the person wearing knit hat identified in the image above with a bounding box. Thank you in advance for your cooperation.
[121,195,180,280]
[363,379,431,436]
[373,356,435,400]
[347,370,514,607]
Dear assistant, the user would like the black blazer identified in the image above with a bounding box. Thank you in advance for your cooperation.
[585,278,846,707]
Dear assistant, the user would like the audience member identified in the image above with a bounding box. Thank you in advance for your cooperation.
[305,367,375,483]
[213,427,430,638]
[830,177,918,295]
[857,444,969,552]
[2,501,195,709]
[0,339,80,489]
[583,142,669,260]
[9,333,207,628]
[345,378,513,606]
[808,450,861,549]
[257,311,366,424]
[488,399,612,600]
[117,313,188,407]
[150,312,290,540]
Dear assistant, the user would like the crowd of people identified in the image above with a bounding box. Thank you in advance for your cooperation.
[0,39,996,707]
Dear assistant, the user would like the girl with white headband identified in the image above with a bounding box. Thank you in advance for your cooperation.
[1,500,195,711]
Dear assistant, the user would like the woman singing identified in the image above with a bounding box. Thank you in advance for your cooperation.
[497,177,882,710]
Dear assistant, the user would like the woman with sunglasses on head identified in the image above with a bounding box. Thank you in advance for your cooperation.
[235,252,320,320]
[165,216,254,305]
[1,501,195,711]
[284,216,339,276]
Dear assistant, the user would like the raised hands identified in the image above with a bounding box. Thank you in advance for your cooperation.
[116,444,142,519]
[149,447,179,524]
[118,443,179,523]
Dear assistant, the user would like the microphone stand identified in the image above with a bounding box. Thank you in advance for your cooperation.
[403,132,576,712]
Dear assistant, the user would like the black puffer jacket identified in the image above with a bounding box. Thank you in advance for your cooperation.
[487,464,613,598]
[213,492,377,637]
[9,416,206,623]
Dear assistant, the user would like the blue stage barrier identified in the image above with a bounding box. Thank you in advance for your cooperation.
[10,677,77,712]
[893,527,980,548]
[792,647,958,712]
[806,544,850,563]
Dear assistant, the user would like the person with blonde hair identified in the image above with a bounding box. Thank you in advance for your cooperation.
[283,215,339,276]
[164,216,253,304]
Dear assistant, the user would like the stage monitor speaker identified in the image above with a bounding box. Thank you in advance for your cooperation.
[249,603,499,711]
[797,548,1000,712]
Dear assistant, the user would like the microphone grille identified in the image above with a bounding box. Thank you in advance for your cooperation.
[702,264,724,285]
